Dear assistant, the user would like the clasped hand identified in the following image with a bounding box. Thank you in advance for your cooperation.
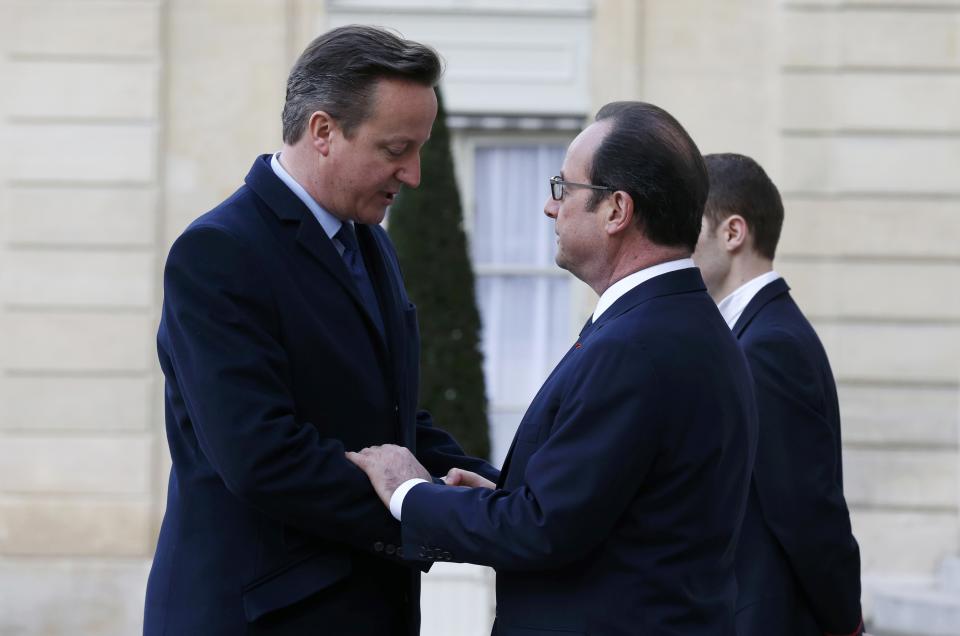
[346,445,494,508]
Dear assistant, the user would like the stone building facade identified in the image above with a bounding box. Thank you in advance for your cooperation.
[0,1,957,634]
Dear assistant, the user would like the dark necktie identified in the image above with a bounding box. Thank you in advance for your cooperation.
[335,223,386,341]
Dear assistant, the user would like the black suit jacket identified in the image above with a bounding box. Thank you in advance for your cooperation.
[144,155,495,636]
[732,278,862,636]
[402,269,759,636]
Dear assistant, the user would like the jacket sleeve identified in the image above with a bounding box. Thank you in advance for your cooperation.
[161,224,404,559]
[744,328,862,634]
[414,410,500,483]
[399,338,661,571]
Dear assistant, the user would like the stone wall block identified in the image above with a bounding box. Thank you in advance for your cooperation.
[5,313,154,372]
[0,376,152,432]
[0,436,151,495]
[844,448,958,509]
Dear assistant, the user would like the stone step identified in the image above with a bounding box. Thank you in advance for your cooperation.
[940,557,960,593]
[871,577,960,636]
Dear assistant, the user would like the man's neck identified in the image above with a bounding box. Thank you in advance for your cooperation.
[712,256,774,303]
[592,240,690,297]
[279,144,338,217]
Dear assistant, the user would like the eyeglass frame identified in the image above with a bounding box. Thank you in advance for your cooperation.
[549,175,614,201]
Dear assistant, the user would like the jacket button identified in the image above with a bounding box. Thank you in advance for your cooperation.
[385,544,396,555]
[373,541,384,552]
[396,547,404,558]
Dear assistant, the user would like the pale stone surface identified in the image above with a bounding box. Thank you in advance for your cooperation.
[4,313,154,372]
[784,8,960,69]
[331,0,589,11]
[778,260,960,321]
[0,435,151,494]
[852,510,959,575]
[782,136,960,194]
[844,448,958,509]
[0,496,152,556]
[4,123,157,184]
[5,186,157,246]
[872,581,960,636]
[6,1,161,57]
[839,384,959,447]
[783,72,960,132]
[590,0,644,112]
[4,60,160,120]
[779,198,960,259]
[0,558,151,636]
[2,250,153,307]
[815,322,960,384]
[0,376,152,432]
[639,0,778,170]
[163,0,289,244]
[421,563,495,636]
[326,11,592,116]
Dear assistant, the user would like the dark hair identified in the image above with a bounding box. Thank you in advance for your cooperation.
[589,101,708,251]
[702,153,783,260]
[282,25,442,143]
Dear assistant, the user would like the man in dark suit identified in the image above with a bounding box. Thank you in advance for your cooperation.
[348,102,759,636]
[692,153,864,636]
[143,25,495,636]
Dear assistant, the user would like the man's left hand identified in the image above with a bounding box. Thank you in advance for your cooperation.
[347,445,431,507]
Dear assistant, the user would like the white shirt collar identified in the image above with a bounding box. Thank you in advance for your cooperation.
[592,258,696,322]
[716,270,782,330]
[270,152,344,241]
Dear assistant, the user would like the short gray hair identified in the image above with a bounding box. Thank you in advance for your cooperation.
[282,25,443,143]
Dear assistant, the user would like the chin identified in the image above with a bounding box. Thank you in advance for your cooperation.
[358,208,388,226]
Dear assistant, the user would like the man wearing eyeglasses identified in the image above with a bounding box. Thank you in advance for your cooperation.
[349,101,759,635]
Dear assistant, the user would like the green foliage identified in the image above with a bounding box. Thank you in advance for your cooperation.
[388,88,490,459]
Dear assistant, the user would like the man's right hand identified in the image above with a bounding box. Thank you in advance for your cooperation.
[442,468,495,489]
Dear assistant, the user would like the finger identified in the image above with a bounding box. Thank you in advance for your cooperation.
[345,451,366,467]
[444,468,463,486]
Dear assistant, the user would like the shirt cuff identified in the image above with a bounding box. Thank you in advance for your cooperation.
[389,478,428,521]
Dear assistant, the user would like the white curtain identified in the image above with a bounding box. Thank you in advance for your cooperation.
[472,143,572,465]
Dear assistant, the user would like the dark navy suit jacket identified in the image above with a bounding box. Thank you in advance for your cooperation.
[401,269,759,636]
[144,155,495,636]
[731,278,862,636]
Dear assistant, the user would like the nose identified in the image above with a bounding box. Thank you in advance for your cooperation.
[397,155,421,188]
[544,197,559,219]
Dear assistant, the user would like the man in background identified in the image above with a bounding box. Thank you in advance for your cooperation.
[693,153,864,636]
[144,25,494,636]
[350,102,759,635]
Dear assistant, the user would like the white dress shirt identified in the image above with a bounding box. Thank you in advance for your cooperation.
[387,257,698,521]
[592,258,696,322]
[716,270,782,330]
[270,152,351,255]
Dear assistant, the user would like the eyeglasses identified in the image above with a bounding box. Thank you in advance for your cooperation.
[549,176,614,201]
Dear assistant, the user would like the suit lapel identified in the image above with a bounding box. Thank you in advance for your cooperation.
[244,155,389,352]
[497,268,707,486]
[732,277,790,338]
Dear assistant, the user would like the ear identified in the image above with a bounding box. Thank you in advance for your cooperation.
[604,190,634,236]
[722,214,749,253]
[307,111,337,157]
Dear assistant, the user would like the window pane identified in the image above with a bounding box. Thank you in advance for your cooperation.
[472,144,567,267]
[476,275,572,411]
